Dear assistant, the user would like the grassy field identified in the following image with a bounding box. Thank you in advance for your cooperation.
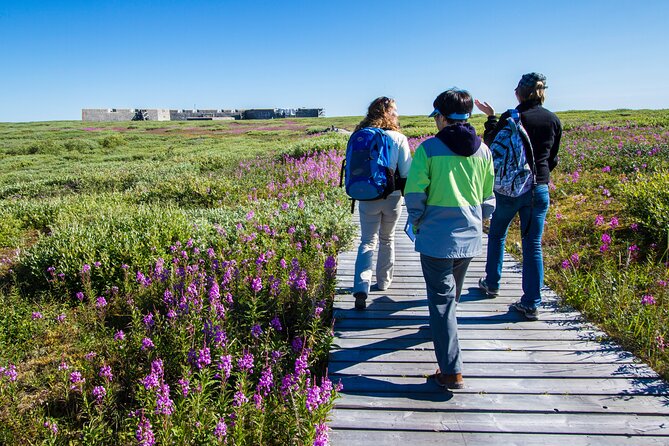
[0,109,668,444]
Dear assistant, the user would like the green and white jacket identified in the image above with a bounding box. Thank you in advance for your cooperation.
[405,123,495,259]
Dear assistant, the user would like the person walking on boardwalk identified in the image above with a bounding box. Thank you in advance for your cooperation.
[351,97,412,310]
[476,72,562,321]
[405,88,495,389]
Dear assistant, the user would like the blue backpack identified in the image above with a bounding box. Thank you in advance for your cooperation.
[341,127,397,205]
[490,109,536,197]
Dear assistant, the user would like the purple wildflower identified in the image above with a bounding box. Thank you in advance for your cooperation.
[92,385,106,405]
[218,354,232,380]
[141,337,155,351]
[32,312,43,320]
[136,416,155,446]
[270,315,282,331]
[75,291,85,301]
[155,383,175,416]
[114,330,125,341]
[96,296,107,308]
[641,294,656,305]
[214,419,227,441]
[313,423,329,446]
[251,324,263,338]
[237,351,254,374]
[99,365,113,382]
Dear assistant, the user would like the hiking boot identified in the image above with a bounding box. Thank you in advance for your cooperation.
[354,292,367,310]
[433,369,465,389]
[510,300,539,321]
[478,278,499,298]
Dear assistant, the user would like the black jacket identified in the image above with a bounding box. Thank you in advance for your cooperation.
[483,99,562,185]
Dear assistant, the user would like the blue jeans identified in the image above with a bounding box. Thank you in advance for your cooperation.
[420,254,472,375]
[484,184,550,309]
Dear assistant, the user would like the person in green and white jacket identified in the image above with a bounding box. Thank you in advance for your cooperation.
[405,87,495,390]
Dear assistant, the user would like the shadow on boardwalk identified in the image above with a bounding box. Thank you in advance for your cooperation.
[328,212,669,445]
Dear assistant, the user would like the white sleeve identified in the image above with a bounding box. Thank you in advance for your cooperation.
[397,134,412,178]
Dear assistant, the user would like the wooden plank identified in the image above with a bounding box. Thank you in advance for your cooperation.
[333,309,580,321]
[329,375,669,395]
[330,208,669,444]
[332,338,627,353]
[334,318,597,330]
[329,360,659,379]
[329,408,669,436]
[329,348,637,364]
[334,328,605,341]
[333,392,669,415]
[329,430,669,446]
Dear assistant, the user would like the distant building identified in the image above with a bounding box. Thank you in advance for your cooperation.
[82,109,170,122]
[82,107,324,121]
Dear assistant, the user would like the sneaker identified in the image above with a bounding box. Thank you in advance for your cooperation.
[510,300,539,321]
[371,283,389,292]
[433,369,465,389]
[354,292,367,310]
[478,278,499,298]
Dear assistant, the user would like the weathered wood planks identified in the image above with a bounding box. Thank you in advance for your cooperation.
[328,207,669,445]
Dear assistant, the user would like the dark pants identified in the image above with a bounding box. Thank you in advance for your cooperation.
[420,254,472,375]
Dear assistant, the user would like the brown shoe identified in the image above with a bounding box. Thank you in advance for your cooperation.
[433,369,465,389]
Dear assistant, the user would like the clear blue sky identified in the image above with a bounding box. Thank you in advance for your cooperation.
[1,0,668,122]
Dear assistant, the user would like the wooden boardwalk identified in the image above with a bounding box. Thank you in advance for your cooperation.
[328,207,669,445]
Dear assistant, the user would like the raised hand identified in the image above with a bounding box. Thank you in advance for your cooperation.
[474,99,495,117]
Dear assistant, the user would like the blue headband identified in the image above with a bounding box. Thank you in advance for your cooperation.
[428,109,470,120]
[446,112,470,120]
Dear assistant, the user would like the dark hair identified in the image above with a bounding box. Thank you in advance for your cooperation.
[433,88,474,123]
[355,96,400,132]
[515,81,546,104]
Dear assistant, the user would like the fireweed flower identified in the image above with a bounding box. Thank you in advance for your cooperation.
[251,324,263,338]
[196,347,211,370]
[141,337,155,351]
[136,416,155,446]
[657,335,666,351]
[43,420,58,435]
[56,314,66,323]
[641,294,656,305]
[601,233,612,244]
[631,223,639,231]
[93,261,101,268]
[218,354,232,380]
[233,390,248,407]
[602,165,611,172]
[295,350,310,376]
[114,330,125,341]
[3,364,18,382]
[143,313,155,329]
[81,264,91,275]
[313,423,329,446]
[178,377,190,397]
[214,419,228,441]
[155,383,175,416]
[257,366,274,396]
[237,351,254,374]
[84,352,97,361]
[96,296,107,308]
[32,312,43,320]
[610,217,619,228]
[250,276,262,293]
[99,365,113,382]
[75,291,85,302]
[92,385,106,405]
[270,316,282,331]
[69,371,85,390]
[58,362,68,371]
[594,215,605,226]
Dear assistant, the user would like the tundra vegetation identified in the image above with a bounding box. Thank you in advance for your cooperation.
[0,110,667,444]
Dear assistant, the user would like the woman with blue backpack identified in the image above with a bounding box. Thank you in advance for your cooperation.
[475,72,562,321]
[349,97,412,310]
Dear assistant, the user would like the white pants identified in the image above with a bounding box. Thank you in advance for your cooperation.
[353,194,403,295]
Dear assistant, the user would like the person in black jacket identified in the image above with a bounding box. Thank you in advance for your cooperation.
[475,72,562,320]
